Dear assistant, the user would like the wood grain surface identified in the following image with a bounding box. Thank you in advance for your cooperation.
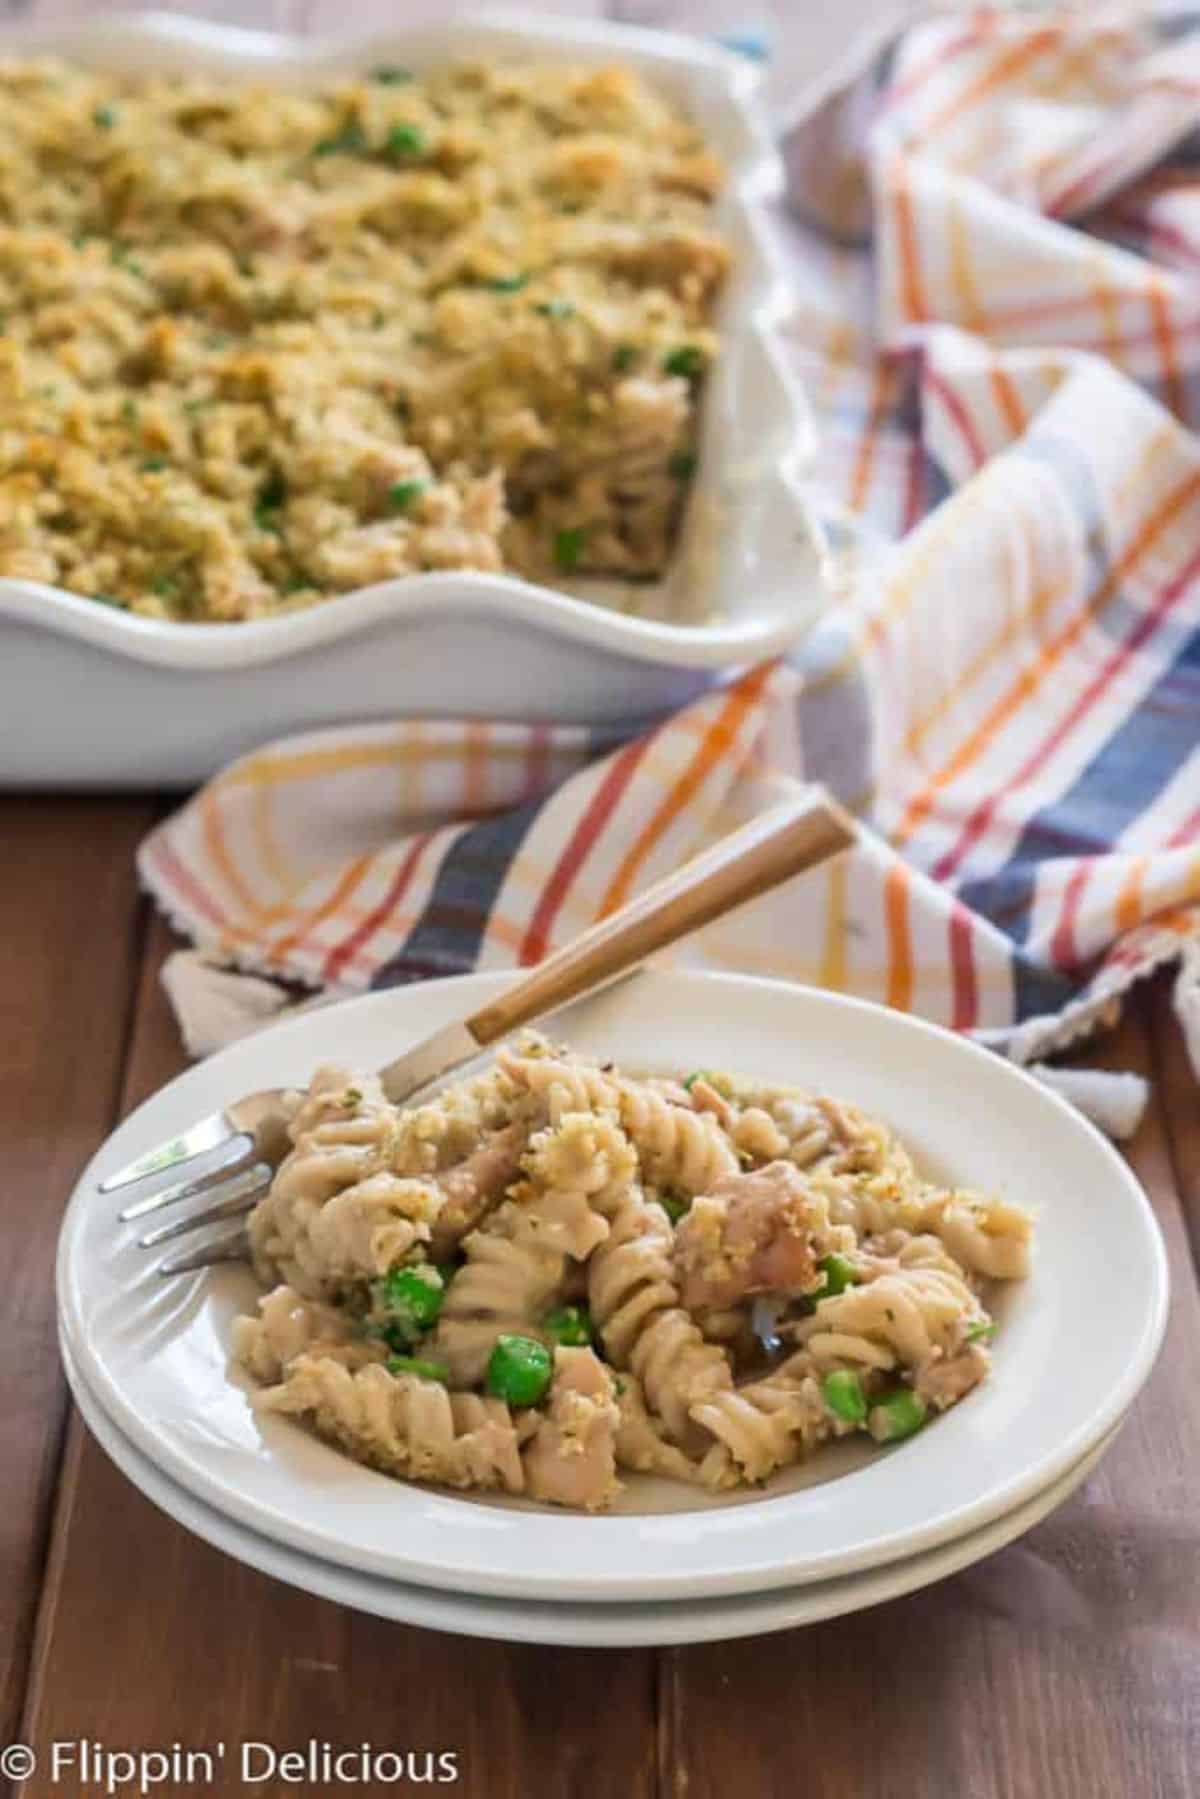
[2,5,1199,1797]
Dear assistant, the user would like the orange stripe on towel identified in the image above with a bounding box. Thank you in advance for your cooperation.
[599,665,776,917]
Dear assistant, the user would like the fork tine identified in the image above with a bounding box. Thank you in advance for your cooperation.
[99,1108,242,1195]
[117,1135,255,1222]
[157,1225,251,1277]
[137,1164,272,1249]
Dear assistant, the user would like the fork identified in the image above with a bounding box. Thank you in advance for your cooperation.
[104,787,856,1274]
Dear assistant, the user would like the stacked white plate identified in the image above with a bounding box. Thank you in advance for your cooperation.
[57,972,1169,1646]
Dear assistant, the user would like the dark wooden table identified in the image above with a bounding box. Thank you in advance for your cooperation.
[4,3,1200,1793]
[5,792,1200,1799]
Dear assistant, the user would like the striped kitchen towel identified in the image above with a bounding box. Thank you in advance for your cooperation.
[141,6,1200,1118]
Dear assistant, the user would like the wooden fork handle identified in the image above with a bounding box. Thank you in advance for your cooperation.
[464,786,856,1048]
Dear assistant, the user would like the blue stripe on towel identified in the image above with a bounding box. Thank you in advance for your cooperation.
[958,622,1200,946]
[371,799,543,987]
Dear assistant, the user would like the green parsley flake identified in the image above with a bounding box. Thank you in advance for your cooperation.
[660,1191,690,1225]
[553,526,586,571]
[314,120,368,158]
[254,471,287,531]
[663,344,705,379]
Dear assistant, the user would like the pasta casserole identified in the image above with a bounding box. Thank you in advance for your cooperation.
[232,1034,1033,1511]
[0,55,726,621]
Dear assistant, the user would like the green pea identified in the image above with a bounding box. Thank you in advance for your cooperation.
[486,1334,552,1407]
[815,1253,858,1300]
[822,1368,867,1425]
[387,1355,450,1384]
[542,1305,593,1348]
[663,344,705,379]
[553,526,586,571]
[385,122,427,162]
[388,479,428,513]
[378,1264,445,1334]
[868,1388,927,1443]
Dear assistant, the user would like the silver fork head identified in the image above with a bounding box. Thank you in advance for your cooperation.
[100,1089,292,1198]
[136,1163,273,1249]
[108,1093,291,1275]
[117,1133,255,1222]
[157,1225,252,1278]
[100,1107,245,1194]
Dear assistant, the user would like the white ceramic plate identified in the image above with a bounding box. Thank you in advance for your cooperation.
[57,970,1168,1603]
[0,10,827,787]
[62,1328,1119,1648]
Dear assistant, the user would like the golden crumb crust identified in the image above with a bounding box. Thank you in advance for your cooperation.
[0,55,727,621]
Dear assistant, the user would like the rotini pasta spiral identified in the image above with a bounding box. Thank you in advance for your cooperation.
[255,1354,528,1493]
[809,1164,1032,1281]
[501,1046,738,1194]
[433,1201,566,1386]
[587,1181,731,1440]
[615,1374,736,1490]
[232,1283,379,1384]
[250,1169,443,1298]
[691,1368,831,1483]
[788,1264,986,1375]
[497,1045,621,1122]
[617,1081,740,1194]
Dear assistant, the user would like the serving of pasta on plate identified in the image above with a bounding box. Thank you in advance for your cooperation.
[232,1033,1033,1512]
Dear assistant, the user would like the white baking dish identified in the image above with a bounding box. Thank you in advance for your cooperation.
[0,10,827,788]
